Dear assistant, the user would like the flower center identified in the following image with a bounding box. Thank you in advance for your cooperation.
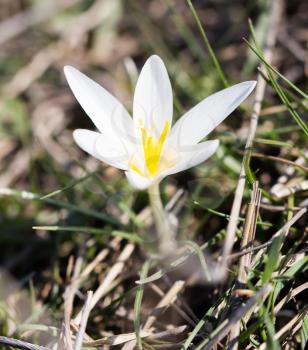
[130,120,170,177]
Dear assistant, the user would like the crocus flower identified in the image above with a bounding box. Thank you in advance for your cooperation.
[64,55,256,190]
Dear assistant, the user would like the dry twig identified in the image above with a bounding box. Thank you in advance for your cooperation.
[222,0,283,266]
[74,291,93,350]
[257,308,307,350]
[199,285,272,350]
[0,336,50,350]
[73,243,135,325]
[274,282,308,314]
[144,280,186,330]
[228,206,306,261]
[249,152,308,173]
[250,207,306,267]
[229,182,261,349]
[122,281,186,350]
[59,252,83,350]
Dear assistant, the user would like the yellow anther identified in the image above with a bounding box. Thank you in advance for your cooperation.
[142,120,169,177]
[130,162,144,177]
[130,120,170,177]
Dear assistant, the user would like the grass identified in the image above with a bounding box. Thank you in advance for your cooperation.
[0,0,307,349]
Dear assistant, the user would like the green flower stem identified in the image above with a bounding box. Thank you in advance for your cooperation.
[148,182,176,255]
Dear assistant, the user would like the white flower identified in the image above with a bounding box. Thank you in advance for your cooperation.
[64,55,256,190]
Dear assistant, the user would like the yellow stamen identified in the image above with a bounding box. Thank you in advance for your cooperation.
[130,121,170,177]
[130,162,144,177]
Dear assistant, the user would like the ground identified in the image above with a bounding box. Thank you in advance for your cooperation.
[0,0,307,349]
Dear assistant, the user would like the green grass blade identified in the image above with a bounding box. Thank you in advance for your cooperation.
[134,260,151,350]
[136,249,193,285]
[187,0,229,88]
[198,205,273,228]
[246,24,308,100]
[183,301,219,349]
[247,21,308,136]
[40,172,97,199]
[254,138,294,148]
[262,235,283,284]
[244,151,255,187]
[245,39,308,136]
[0,188,123,227]
[280,257,308,279]
[182,240,211,281]
[164,0,207,71]
[268,75,308,135]
[32,225,143,243]
[301,315,308,350]
[263,312,281,350]
[136,231,227,284]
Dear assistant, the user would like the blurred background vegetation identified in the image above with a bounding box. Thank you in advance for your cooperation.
[0,0,307,349]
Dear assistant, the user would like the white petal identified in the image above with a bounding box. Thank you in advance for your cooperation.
[164,140,219,176]
[125,169,156,190]
[133,55,173,138]
[170,81,256,146]
[73,129,129,170]
[64,66,135,150]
